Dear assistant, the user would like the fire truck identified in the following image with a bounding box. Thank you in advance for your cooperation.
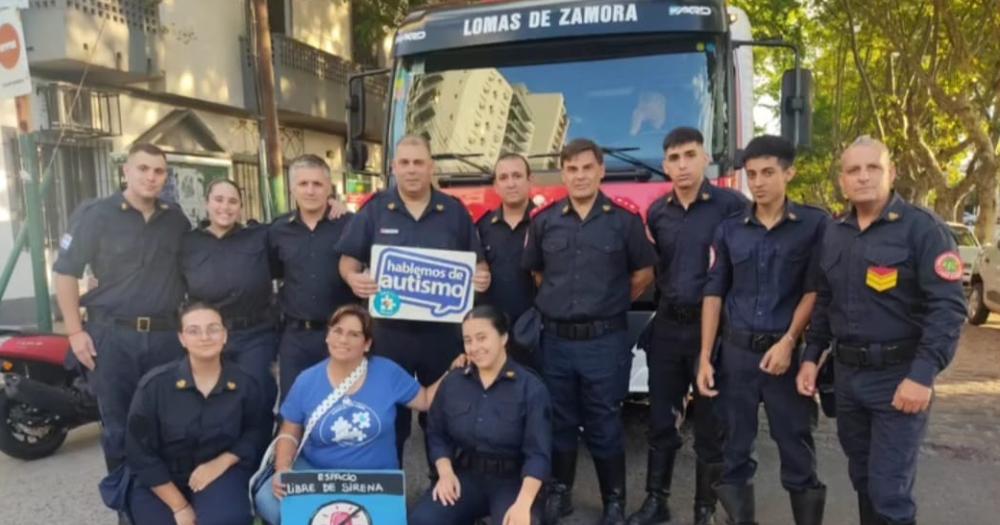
[346,0,812,395]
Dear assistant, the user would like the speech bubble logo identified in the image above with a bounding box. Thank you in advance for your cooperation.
[374,247,474,317]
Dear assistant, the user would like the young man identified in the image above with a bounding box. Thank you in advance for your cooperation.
[54,144,191,508]
[268,154,356,400]
[697,135,829,525]
[525,138,656,525]
[797,137,966,525]
[630,128,747,525]
[477,152,537,367]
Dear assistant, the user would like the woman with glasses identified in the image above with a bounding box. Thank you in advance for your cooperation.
[253,304,443,525]
[125,302,270,525]
[180,179,279,413]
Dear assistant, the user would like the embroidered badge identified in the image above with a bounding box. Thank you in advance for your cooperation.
[59,234,73,251]
[934,251,963,282]
[866,266,898,292]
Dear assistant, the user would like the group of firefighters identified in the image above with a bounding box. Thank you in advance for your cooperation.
[52,125,965,525]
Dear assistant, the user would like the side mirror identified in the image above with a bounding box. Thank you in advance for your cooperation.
[347,75,366,142]
[347,141,369,172]
[781,68,813,148]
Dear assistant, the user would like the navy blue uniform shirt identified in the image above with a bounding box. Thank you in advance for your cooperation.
[335,187,485,264]
[804,193,966,386]
[427,359,551,480]
[524,192,657,321]
[125,357,269,488]
[53,192,191,318]
[646,180,748,310]
[477,204,536,322]
[181,223,274,321]
[268,210,355,322]
[705,200,830,333]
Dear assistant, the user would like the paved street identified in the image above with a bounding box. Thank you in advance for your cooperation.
[2,318,999,524]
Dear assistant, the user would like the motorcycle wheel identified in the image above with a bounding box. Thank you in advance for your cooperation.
[0,393,68,460]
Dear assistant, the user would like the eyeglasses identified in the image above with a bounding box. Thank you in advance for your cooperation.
[182,324,226,339]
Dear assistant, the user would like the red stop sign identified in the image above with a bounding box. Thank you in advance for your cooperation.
[0,23,21,70]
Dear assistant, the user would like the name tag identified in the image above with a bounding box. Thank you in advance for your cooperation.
[379,228,400,235]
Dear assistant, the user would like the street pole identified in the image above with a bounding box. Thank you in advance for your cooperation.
[18,132,52,332]
[250,0,286,214]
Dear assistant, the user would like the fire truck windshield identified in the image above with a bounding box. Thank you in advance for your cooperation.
[388,38,726,181]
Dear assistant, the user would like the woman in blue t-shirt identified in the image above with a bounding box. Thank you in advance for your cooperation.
[254,304,441,524]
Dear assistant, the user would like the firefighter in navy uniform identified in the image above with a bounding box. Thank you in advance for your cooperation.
[268,154,356,401]
[337,134,491,463]
[476,152,537,368]
[524,139,656,525]
[697,136,829,525]
[797,137,966,525]
[628,128,747,525]
[54,144,191,483]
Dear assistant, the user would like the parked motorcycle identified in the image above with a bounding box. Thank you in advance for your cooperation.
[0,329,97,460]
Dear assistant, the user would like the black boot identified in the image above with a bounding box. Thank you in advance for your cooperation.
[595,454,628,525]
[858,493,887,525]
[790,484,826,525]
[694,461,724,525]
[715,483,756,525]
[626,447,675,524]
[543,449,578,524]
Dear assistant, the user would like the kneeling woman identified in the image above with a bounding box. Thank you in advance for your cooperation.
[255,304,440,524]
[410,305,552,525]
[126,302,270,525]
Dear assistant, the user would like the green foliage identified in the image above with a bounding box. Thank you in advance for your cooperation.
[352,0,429,66]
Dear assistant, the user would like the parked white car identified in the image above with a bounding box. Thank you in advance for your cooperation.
[968,239,1000,325]
[948,222,981,287]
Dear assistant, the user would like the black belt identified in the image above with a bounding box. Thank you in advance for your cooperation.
[544,315,626,341]
[456,451,521,477]
[661,303,702,324]
[225,311,274,331]
[834,341,918,368]
[724,329,787,354]
[284,317,328,331]
[88,313,177,333]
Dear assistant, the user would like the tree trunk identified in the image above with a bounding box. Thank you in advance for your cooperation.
[976,172,998,244]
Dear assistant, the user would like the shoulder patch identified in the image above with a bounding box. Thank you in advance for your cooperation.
[530,198,560,219]
[934,251,963,282]
[611,196,640,215]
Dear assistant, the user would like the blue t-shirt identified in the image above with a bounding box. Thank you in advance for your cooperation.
[280,356,419,469]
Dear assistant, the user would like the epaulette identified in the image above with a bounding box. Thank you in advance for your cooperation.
[530,198,560,219]
[610,195,641,215]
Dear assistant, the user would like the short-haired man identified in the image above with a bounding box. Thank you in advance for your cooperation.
[629,127,748,525]
[797,137,966,525]
[54,143,191,480]
[697,135,829,525]
[337,135,490,462]
[525,138,656,524]
[477,152,537,367]
[268,154,356,400]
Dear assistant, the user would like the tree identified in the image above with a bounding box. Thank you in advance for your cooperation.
[352,0,430,66]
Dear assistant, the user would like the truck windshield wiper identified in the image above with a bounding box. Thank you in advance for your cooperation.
[601,146,666,178]
[431,152,491,176]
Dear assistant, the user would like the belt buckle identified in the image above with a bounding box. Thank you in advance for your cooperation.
[304,320,314,330]
[136,317,151,333]
[751,334,770,352]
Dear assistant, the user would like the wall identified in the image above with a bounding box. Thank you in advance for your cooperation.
[291,0,352,58]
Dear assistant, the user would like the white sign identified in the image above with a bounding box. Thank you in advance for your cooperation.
[0,8,30,99]
[0,2,29,9]
[369,244,476,324]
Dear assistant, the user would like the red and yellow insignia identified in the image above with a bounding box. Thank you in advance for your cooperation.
[611,196,640,215]
[866,266,898,292]
[934,251,963,281]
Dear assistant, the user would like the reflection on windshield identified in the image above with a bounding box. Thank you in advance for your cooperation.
[392,47,716,176]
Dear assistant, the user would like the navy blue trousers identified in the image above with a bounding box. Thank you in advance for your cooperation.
[717,343,818,490]
[129,466,253,525]
[226,323,278,417]
[646,317,724,462]
[276,327,327,402]
[539,328,630,458]
[409,470,542,524]
[836,361,928,523]
[85,322,184,469]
